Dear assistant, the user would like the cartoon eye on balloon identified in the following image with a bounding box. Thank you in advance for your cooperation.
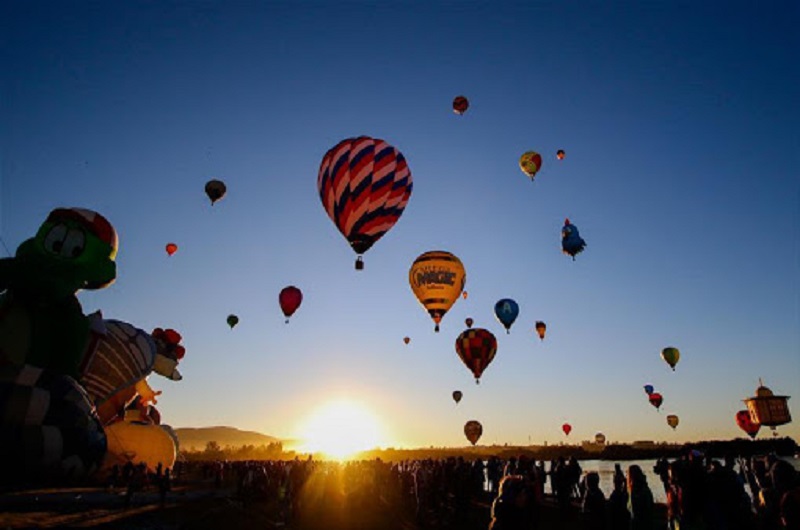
[279,286,302,323]
[204,179,227,205]
[318,136,412,270]
[494,298,519,334]
[455,328,497,384]
[165,243,178,256]
[409,251,466,332]
[452,96,469,115]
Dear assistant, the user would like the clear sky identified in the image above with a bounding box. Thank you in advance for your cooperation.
[2,2,798,449]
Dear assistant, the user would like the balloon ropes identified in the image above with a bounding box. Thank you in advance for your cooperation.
[317,136,413,270]
[409,251,466,332]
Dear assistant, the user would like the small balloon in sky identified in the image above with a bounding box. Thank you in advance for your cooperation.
[661,347,680,371]
[556,149,566,160]
[649,392,664,411]
[519,151,542,180]
[535,321,546,340]
[666,414,679,430]
[165,243,178,256]
[562,423,572,436]
[452,95,469,115]
[205,179,227,205]
[465,317,474,328]
[494,298,519,334]
[403,336,410,345]
[279,286,303,323]
[452,390,462,404]
[226,314,239,329]
[464,420,482,445]
[561,218,586,260]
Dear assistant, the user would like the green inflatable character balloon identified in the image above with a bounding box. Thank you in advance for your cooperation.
[0,208,118,377]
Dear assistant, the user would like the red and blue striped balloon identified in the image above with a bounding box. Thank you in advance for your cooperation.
[318,136,413,269]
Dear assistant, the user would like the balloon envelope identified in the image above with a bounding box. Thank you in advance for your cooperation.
[556,150,565,160]
[644,384,654,395]
[455,328,497,383]
[452,391,462,404]
[464,420,483,445]
[519,151,542,179]
[595,432,606,444]
[204,179,227,205]
[465,317,474,328]
[661,347,680,370]
[403,337,410,345]
[666,414,679,429]
[409,251,466,332]
[279,286,303,322]
[562,423,572,436]
[535,321,546,340]
[317,136,412,269]
[165,243,178,256]
[227,315,239,329]
[561,219,586,259]
[494,298,519,333]
[452,96,469,115]
[649,392,664,410]
[736,410,761,439]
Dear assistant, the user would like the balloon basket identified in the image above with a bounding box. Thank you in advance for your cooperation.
[355,257,364,270]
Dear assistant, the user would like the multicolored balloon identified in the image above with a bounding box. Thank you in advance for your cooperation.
[661,347,680,371]
[736,410,760,439]
[666,414,679,430]
[494,298,519,334]
[452,390,462,404]
[279,286,303,323]
[556,150,565,160]
[519,151,542,180]
[535,321,546,340]
[455,328,497,384]
[227,314,239,329]
[204,179,227,205]
[409,251,466,332]
[649,392,664,410]
[318,136,413,270]
[464,420,483,445]
[562,423,572,436]
[165,243,178,256]
[561,219,586,260]
[452,96,469,115]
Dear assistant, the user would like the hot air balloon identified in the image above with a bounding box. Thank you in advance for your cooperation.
[519,151,542,180]
[561,219,586,260]
[318,136,413,270]
[165,243,178,256]
[644,384,654,395]
[403,337,410,345]
[227,315,239,329]
[661,347,680,371]
[666,415,679,430]
[462,291,468,300]
[556,150,565,160]
[595,432,606,444]
[535,321,546,340]
[279,286,302,323]
[452,390,462,404]
[649,392,663,411]
[465,317,474,328]
[204,179,227,205]
[452,96,469,115]
[736,410,761,439]
[455,328,497,384]
[562,423,572,436]
[409,251,466,332]
[743,381,792,436]
[494,298,519,334]
[102,409,176,473]
[464,420,482,445]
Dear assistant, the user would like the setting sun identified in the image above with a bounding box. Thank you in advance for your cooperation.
[296,399,387,460]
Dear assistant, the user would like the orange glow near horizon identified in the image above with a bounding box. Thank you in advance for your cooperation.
[295,399,389,460]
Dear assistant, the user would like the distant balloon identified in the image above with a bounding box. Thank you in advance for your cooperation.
[556,150,566,160]
[562,423,572,436]
[452,96,469,115]
[649,392,664,410]
[535,321,546,340]
[165,243,178,256]
[736,410,760,439]
[661,347,680,371]
[494,298,519,334]
[204,179,227,205]
[409,251,466,332]
[464,420,483,445]
[595,432,606,444]
[465,317,474,328]
[644,384,654,395]
[226,314,239,329]
[279,286,303,323]
[318,136,413,270]
[403,337,410,345]
[452,390,462,404]
[455,328,497,384]
[561,219,586,260]
[519,151,543,180]
[462,291,468,300]
[666,414,679,430]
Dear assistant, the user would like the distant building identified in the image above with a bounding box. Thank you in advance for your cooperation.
[581,441,605,453]
[632,440,656,449]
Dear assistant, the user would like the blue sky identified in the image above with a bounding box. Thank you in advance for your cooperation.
[2,1,798,447]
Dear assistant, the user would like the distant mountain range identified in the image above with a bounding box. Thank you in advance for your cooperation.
[174,426,285,451]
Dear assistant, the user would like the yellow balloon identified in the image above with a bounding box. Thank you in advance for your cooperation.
[102,412,176,473]
[667,414,679,430]
[409,251,466,332]
[519,151,542,179]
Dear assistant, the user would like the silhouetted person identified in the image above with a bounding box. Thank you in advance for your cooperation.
[627,464,654,530]
[581,471,606,530]
[608,468,630,530]
[489,474,536,530]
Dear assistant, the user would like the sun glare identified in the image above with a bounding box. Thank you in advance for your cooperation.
[297,399,386,460]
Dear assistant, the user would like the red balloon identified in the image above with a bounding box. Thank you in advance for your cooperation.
[649,392,663,410]
[279,286,303,323]
[165,243,178,256]
[736,410,761,439]
[452,96,469,115]
[455,328,497,384]
[562,423,572,436]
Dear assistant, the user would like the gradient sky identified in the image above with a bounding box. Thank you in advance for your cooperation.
[2,2,798,448]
